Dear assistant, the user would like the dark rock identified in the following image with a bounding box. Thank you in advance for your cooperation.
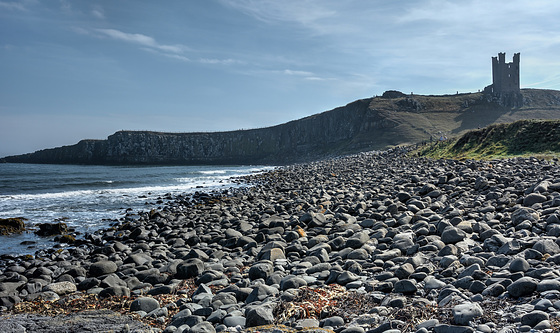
[223,315,246,328]
[36,222,68,236]
[521,310,549,327]
[245,306,274,327]
[170,314,203,328]
[280,275,307,291]
[323,315,344,327]
[0,217,26,235]
[130,297,160,313]
[98,286,130,298]
[393,279,417,294]
[511,208,540,226]
[441,227,467,244]
[507,277,538,298]
[176,259,204,279]
[509,257,530,272]
[88,261,117,277]
[248,262,273,280]
[524,193,547,206]
[77,277,100,290]
[533,239,560,255]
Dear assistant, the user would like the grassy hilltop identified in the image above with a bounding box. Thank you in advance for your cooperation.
[414,119,560,160]
[361,88,560,148]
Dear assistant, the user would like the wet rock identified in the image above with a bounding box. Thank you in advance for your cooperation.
[0,217,26,235]
[36,222,68,236]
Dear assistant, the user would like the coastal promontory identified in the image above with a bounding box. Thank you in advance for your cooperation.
[3,89,560,165]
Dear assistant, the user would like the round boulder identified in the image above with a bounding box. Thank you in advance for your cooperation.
[89,261,118,277]
[130,297,160,313]
[507,277,538,298]
[441,227,467,244]
[248,262,273,281]
[521,310,549,328]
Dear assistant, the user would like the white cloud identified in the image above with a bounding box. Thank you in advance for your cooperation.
[283,69,314,76]
[91,5,104,19]
[95,28,188,55]
[90,28,249,67]
[199,58,240,65]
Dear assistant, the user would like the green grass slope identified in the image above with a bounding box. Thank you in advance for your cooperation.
[414,119,560,160]
[361,89,560,150]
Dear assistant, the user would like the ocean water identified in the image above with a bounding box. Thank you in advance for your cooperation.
[0,163,273,256]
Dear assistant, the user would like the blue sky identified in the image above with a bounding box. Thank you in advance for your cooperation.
[2,0,560,156]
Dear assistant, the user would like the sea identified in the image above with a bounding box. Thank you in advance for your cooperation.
[0,163,274,256]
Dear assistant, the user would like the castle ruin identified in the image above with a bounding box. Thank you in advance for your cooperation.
[484,52,523,107]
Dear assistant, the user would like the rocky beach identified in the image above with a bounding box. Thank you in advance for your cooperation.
[2,147,560,332]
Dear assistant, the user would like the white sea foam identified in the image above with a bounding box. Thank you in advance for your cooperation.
[0,164,274,255]
[199,170,228,175]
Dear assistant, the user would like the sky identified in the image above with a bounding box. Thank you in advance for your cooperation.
[1,0,560,157]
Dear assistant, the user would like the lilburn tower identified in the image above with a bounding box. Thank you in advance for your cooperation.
[484,52,523,107]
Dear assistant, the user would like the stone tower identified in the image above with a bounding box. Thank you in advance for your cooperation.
[492,52,520,94]
[484,52,523,107]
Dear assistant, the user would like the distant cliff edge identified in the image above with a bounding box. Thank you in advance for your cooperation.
[3,89,560,165]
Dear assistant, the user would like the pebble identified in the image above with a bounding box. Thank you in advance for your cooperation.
[3,148,560,333]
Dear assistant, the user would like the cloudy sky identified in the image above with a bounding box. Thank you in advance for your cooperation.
[1,0,560,156]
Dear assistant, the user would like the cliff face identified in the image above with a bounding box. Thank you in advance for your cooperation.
[4,98,387,165]
[4,89,560,165]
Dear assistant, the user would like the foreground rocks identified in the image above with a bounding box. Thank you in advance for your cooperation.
[0,309,156,332]
[2,148,560,332]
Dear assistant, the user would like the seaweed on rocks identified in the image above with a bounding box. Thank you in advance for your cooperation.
[0,217,27,235]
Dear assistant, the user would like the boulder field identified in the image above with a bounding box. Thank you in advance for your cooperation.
[2,148,560,332]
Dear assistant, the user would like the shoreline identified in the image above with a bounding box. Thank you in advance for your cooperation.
[2,148,560,332]
[0,163,270,257]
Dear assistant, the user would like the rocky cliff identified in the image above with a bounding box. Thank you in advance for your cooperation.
[3,89,560,165]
